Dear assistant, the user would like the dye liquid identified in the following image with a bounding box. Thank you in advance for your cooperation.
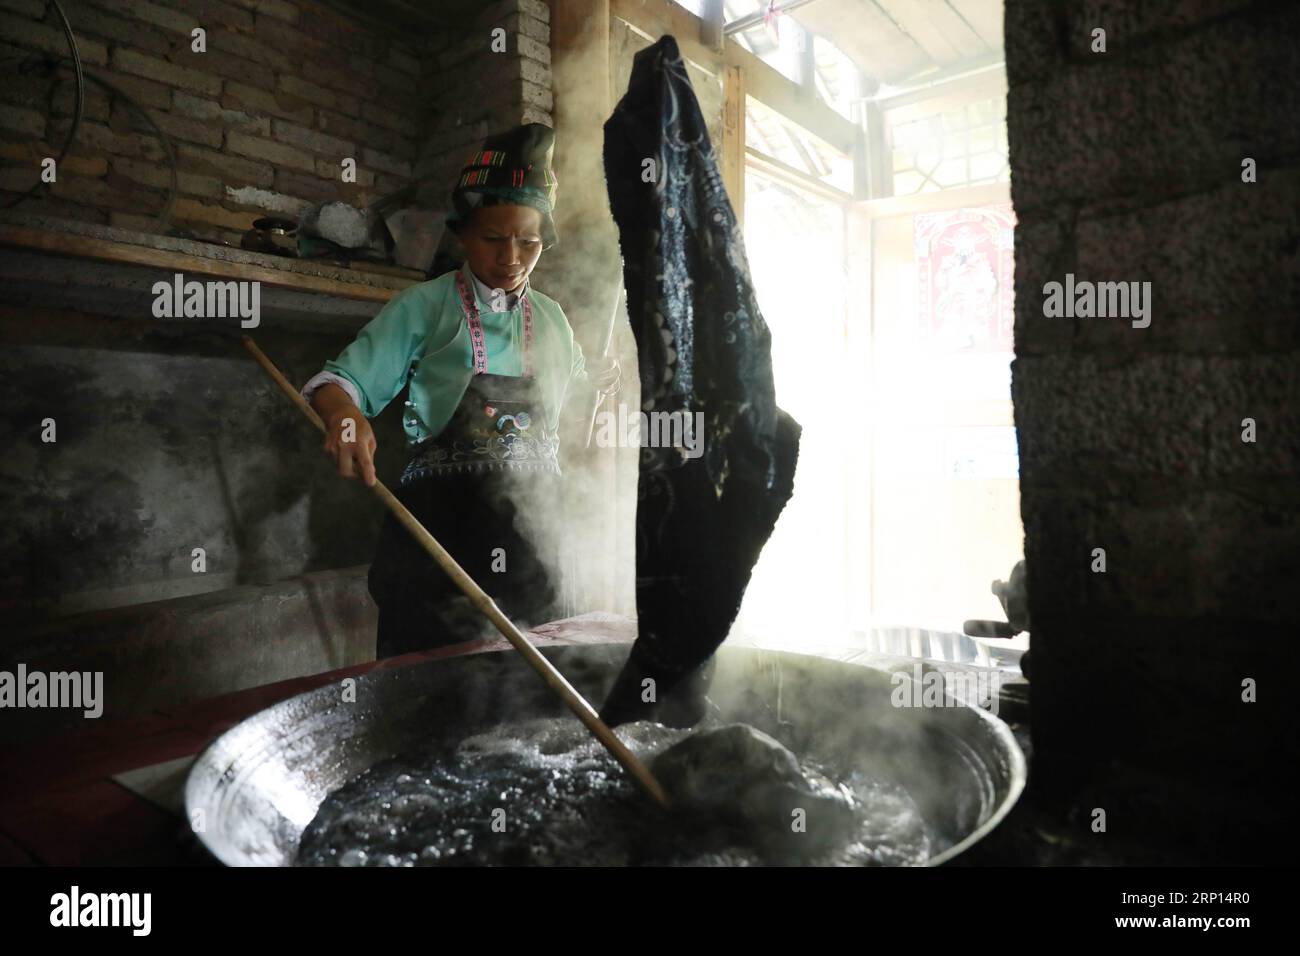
[297,718,931,866]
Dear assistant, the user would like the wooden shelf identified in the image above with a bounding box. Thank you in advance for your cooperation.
[0,213,420,304]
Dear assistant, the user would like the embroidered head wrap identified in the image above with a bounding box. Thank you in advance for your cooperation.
[446,123,559,248]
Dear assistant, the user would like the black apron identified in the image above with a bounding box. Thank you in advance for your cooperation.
[368,274,561,658]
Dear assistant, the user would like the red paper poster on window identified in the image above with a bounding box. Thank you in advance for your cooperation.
[914,204,1016,352]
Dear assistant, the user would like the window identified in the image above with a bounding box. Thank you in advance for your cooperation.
[813,36,860,121]
[672,0,863,119]
[746,95,854,194]
[887,94,1010,195]
[732,165,853,649]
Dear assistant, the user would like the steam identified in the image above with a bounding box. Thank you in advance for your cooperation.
[495,65,641,623]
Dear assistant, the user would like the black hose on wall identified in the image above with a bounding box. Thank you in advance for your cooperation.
[2,0,179,227]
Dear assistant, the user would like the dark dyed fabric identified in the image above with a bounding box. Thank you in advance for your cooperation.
[599,36,801,724]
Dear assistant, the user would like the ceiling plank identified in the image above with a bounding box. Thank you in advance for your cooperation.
[876,0,988,67]
[947,0,1004,50]
[930,0,994,57]
[792,0,932,85]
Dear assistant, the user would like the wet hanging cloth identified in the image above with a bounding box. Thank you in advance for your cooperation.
[598,36,802,727]
[368,271,560,659]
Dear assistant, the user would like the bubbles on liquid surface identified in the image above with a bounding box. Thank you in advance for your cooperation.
[296,718,931,867]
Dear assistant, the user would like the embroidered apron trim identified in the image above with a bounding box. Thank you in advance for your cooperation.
[401,274,556,485]
[401,379,560,484]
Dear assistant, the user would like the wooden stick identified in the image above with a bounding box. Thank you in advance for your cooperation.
[241,335,670,809]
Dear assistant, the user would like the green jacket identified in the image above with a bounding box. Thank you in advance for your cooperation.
[322,265,589,446]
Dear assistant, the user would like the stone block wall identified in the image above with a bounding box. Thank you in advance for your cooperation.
[1006,0,1300,854]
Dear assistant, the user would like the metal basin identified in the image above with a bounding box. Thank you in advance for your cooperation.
[185,643,1026,866]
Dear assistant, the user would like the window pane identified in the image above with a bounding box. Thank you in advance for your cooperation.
[886,94,1010,194]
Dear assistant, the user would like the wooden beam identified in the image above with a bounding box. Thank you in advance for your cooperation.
[610,0,856,155]
[0,224,408,303]
[722,64,746,225]
[612,0,706,62]
[858,181,1011,220]
[861,101,887,199]
[851,123,869,201]
[552,0,612,118]
[730,46,855,155]
[873,54,1005,112]
[745,146,854,205]
[547,0,625,617]
[545,0,620,339]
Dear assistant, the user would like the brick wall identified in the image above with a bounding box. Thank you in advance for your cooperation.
[414,0,554,209]
[1006,0,1300,853]
[0,0,430,246]
[0,0,558,625]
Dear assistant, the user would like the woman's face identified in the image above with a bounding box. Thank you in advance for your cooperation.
[459,205,544,293]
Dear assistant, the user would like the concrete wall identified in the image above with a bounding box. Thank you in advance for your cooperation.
[0,238,394,726]
[0,232,409,625]
[1,565,377,741]
[1006,0,1300,854]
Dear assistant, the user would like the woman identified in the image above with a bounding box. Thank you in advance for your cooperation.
[303,124,619,658]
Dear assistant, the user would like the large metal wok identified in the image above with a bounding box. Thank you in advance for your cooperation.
[186,643,1026,866]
